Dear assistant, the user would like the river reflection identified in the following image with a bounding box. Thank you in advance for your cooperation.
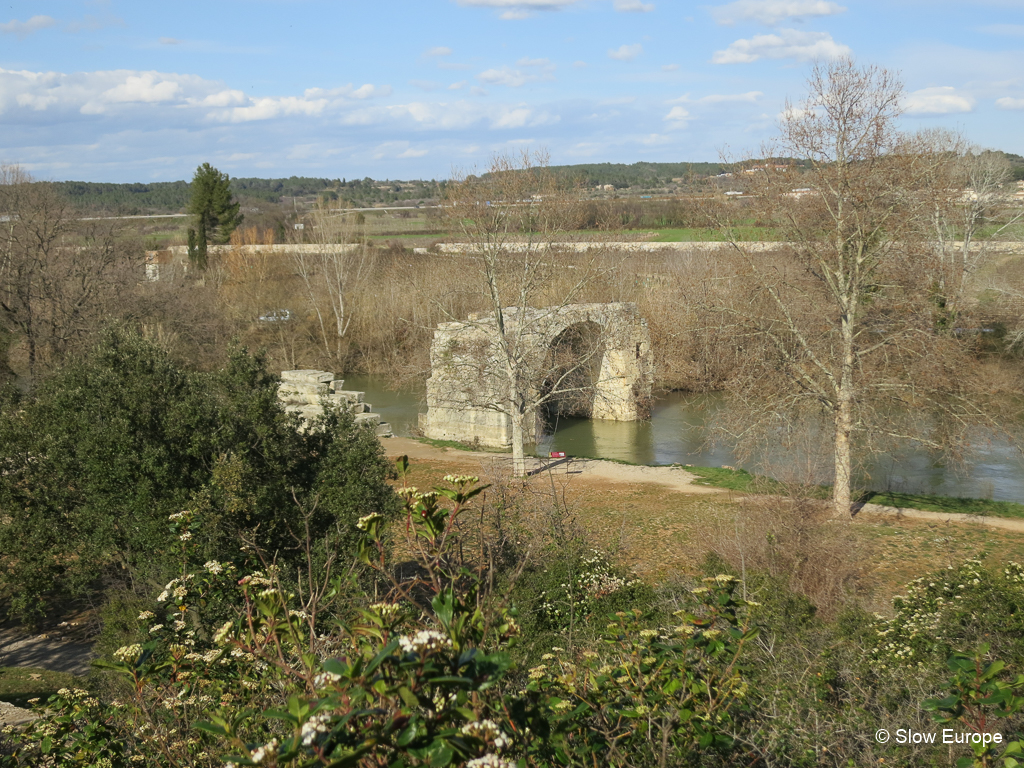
[341,376,1024,502]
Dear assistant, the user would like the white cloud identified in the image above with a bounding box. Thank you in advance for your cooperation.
[664,105,691,128]
[573,60,588,68]
[103,74,182,104]
[491,107,534,128]
[712,0,846,26]
[214,96,329,123]
[454,0,581,18]
[608,44,643,61]
[399,147,429,158]
[0,15,57,38]
[614,0,655,11]
[198,89,246,107]
[903,87,974,115]
[303,83,392,100]
[426,46,453,56]
[411,79,441,91]
[662,63,680,71]
[478,62,555,87]
[159,37,183,46]
[996,96,1024,109]
[712,29,849,63]
[490,106,559,128]
[449,80,467,89]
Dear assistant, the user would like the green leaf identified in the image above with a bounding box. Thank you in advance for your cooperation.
[429,743,455,766]
[398,686,419,708]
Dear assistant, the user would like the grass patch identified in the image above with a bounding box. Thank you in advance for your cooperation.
[411,436,507,453]
[0,666,81,708]
[859,490,1024,519]
[684,467,1024,519]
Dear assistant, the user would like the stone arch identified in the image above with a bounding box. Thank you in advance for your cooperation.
[419,302,653,448]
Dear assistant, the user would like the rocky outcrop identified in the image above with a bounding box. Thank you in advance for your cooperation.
[278,370,392,437]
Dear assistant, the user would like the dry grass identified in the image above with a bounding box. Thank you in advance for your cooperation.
[385,446,1024,615]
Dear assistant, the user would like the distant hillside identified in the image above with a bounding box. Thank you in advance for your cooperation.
[52,176,440,215]
[546,161,731,188]
[48,151,1024,214]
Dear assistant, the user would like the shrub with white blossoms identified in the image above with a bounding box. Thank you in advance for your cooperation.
[872,558,1024,669]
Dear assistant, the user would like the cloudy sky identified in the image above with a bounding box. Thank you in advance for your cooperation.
[2,0,1023,182]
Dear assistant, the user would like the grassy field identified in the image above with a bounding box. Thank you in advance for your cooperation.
[685,465,1024,518]
[384,452,1024,610]
[0,666,81,708]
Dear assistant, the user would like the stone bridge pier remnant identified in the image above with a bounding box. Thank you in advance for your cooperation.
[419,302,653,448]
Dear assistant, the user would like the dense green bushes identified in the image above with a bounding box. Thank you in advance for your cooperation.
[0,327,398,623]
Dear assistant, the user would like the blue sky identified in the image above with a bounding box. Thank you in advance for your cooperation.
[2,0,1023,182]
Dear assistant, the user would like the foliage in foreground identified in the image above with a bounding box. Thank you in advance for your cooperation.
[1,465,758,767]
[0,327,399,623]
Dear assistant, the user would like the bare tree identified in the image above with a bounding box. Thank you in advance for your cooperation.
[292,199,375,361]
[707,59,999,515]
[925,135,1024,320]
[0,165,138,378]
[435,151,642,475]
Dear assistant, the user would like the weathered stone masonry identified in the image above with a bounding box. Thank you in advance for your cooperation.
[278,370,392,437]
[419,302,653,448]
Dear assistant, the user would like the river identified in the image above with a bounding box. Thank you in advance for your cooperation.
[341,375,1024,503]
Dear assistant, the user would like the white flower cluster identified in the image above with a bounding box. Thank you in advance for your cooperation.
[398,629,452,656]
[137,611,155,620]
[460,720,510,751]
[301,713,332,746]
[204,560,224,574]
[873,559,991,668]
[443,474,479,485]
[250,738,279,764]
[114,644,143,663]
[466,755,516,768]
[167,511,190,522]
[314,670,342,688]
[356,513,383,531]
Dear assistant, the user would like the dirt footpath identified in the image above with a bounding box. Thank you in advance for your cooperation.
[384,437,1024,532]
[383,437,726,494]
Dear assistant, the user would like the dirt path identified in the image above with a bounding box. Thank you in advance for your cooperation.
[384,437,727,494]
[384,437,1024,531]
[854,502,1024,533]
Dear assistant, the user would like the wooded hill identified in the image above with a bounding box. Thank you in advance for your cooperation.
[47,151,1024,215]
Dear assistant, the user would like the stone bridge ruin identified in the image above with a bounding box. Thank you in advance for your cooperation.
[419,302,653,448]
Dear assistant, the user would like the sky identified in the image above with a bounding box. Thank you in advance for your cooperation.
[1,0,1023,183]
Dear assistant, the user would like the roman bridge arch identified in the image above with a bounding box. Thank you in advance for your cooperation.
[419,302,653,448]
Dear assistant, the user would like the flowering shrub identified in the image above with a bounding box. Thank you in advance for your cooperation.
[871,560,1024,670]
[525,574,759,767]
[536,549,644,630]
[1,458,760,768]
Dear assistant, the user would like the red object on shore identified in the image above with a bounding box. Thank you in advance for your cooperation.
[549,451,566,458]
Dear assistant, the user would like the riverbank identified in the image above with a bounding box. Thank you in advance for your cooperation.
[388,436,1024,531]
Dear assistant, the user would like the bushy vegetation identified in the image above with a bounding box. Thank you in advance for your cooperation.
[0,327,399,623]
[4,440,1024,767]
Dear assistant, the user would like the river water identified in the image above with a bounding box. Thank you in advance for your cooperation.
[342,375,1024,502]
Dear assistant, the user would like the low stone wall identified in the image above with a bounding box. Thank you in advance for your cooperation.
[278,370,392,437]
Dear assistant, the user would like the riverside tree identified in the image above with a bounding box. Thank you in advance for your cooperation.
[188,162,243,270]
[709,59,1000,515]
[439,151,620,475]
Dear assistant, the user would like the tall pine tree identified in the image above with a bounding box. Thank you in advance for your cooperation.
[187,163,242,270]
